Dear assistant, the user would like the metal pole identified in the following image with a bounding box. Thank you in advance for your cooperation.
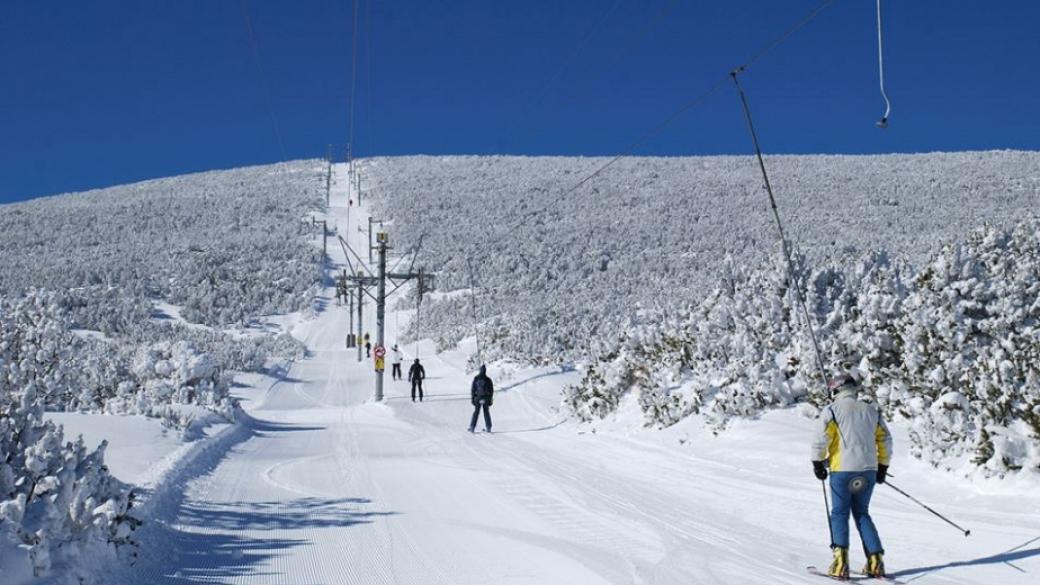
[357,173,363,206]
[415,268,423,359]
[822,480,834,546]
[375,232,387,401]
[322,220,327,263]
[325,144,332,207]
[730,70,829,388]
[368,217,373,264]
[357,274,364,363]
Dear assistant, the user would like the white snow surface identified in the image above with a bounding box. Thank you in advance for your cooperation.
[76,164,1040,585]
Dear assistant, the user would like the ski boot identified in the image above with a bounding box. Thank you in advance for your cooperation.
[863,551,885,578]
[828,546,849,579]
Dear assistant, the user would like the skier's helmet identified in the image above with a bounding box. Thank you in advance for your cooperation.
[827,373,858,394]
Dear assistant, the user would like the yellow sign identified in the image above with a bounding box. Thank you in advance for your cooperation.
[375,357,385,372]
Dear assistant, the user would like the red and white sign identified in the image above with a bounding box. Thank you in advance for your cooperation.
[373,345,386,359]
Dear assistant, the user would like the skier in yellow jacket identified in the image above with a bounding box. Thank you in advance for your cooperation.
[811,373,893,579]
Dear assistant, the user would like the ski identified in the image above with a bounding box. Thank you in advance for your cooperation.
[806,566,906,584]
[850,571,906,584]
[807,566,867,582]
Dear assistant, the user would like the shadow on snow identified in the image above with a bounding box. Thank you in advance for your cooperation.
[891,536,1040,581]
[116,414,393,583]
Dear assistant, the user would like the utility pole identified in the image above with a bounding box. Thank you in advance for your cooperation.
[356,172,363,207]
[357,272,365,363]
[374,231,388,401]
[322,220,328,263]
[325,144,332,207]
[348,286,354,342]
[340,231,432,401]
[364,217,385,263]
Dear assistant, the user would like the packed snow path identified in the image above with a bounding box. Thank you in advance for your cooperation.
[115,165,1040,585]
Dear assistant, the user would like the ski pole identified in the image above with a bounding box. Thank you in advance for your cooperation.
[886,481,971,537]
[822,479,834,545]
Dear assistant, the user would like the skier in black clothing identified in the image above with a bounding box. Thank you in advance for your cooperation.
[365,340,371,358]
[469,365,494,433]
[408,359,426,402]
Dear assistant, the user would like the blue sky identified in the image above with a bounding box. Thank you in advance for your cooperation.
[1,0,1038,203]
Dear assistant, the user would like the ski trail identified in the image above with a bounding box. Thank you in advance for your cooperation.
[112,162,1040,585]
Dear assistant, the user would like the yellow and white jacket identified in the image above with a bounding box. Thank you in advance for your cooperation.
[811,389,893,472]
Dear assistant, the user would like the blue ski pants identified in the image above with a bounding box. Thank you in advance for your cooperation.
[829,471,883,554]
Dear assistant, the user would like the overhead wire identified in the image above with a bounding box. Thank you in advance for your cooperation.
[502,0,627,147]
[241,0,287,160]
[365,0,375,153]
[477,0,837,253]
[452,0,838,366]
[348,0,360,160]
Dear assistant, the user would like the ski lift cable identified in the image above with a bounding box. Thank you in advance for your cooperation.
[338,235,376,278]
[337,236,359,275]
[348,0,360,157]
[479,0,837,252]
[503,0,627,146]
[364,0,375,153]
[875,0,891,128]
[240,0,287,160]
[556,0,682,110]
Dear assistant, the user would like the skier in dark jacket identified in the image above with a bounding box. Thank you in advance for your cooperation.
[408,359,426,402]
[468,365,494,433]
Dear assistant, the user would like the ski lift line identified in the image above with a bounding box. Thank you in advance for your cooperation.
[730,71,829,388]
[337,235,359,275]
[482,0,837,251]
[554,0,680,112]
[337,236,358,275]
[733,0,835,74]
[875,0,891,128]
[241,0,287,160]
[364,0,375,151]
[502,0,627,145]
[338,235,376,278]
[348,0,360,157]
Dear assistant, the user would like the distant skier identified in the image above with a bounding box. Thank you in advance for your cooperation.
[391,344,403,381]
[408,358,426,402]
[811,373,893,579]
[468,365,494,433]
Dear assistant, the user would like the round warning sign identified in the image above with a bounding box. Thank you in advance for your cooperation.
[374,345,386,358]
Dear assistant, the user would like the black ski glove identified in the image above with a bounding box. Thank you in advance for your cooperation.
[876,464,888,485]
[813,460,828,481]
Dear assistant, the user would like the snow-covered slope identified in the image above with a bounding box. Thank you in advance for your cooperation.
[363,152,1040,362]
[0,162,323,580]
[362,153,1040,479]
[101,165,1040,584]
[0,161,324,327]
